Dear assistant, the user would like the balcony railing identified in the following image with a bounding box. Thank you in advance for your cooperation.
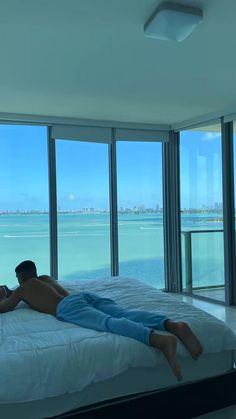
[181,229,224,293]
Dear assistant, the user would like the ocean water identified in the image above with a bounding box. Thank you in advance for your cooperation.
[0,212,224,289]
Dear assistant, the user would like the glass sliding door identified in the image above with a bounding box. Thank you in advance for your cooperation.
[116,141,164,288]
[0,125,49,287]
[233,122,236,280]
[179,125,225,301]
[56,140,110,281]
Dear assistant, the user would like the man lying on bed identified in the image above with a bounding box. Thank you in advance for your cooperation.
[0,260,202,382]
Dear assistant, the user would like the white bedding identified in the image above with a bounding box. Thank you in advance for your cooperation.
[0,277,236,404]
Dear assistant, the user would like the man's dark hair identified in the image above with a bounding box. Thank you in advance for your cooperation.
[15,260,37,274]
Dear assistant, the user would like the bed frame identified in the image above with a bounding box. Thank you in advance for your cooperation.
[52,370,236,419]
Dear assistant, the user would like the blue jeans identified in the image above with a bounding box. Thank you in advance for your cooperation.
[56,292,168,346]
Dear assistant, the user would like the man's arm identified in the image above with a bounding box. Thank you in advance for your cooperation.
[0,286,23,313]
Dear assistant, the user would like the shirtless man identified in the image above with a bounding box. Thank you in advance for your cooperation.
[0,260,203,382]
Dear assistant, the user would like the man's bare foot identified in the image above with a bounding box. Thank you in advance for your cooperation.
[165,321,203,360]
[149,331,182,381]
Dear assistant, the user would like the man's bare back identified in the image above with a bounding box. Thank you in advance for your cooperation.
[0,276,69,315]
[21,278,67,315]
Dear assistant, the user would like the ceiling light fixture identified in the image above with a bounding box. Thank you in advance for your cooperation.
[144,1,203,42]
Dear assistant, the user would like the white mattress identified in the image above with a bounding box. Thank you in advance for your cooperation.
[0,277,236,407]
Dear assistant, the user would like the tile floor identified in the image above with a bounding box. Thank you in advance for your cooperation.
[194,405,236,418]
[169,292,236,333]
[169,293,236,418]
[193,288,225,302]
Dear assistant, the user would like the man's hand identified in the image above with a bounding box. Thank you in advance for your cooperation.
[0,286,22,313]
[0,285,12,299]
[4,285,13,298]
[0,286,6,299]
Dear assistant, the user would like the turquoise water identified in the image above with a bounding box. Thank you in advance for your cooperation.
[0,213,224,289]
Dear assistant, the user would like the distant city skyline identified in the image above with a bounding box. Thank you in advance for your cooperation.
[0,202,224,215]
[0,124,234,212]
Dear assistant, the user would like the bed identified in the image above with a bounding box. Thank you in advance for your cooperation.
[0,277,236,419]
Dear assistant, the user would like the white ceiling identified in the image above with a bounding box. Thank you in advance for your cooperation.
[0,0,236,126]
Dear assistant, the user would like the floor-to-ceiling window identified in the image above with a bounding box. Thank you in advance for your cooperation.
[56,139,110,280]
[179,124,225,301]
[0,125,49,287]
[0,121,171,291]
[116,141,165,288]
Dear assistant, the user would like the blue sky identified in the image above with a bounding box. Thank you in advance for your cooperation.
[180,130,222,209]
[0,124,227,211]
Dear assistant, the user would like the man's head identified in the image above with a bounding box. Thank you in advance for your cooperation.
[15,260,37,284]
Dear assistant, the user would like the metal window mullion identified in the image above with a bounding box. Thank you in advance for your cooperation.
[48,128,58,280]
[221,119,236,305]
[163,131,182,292]
[183,231,193,293]
[173,132,182,292]
[163,142,171,290]
[109,131,119,276]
